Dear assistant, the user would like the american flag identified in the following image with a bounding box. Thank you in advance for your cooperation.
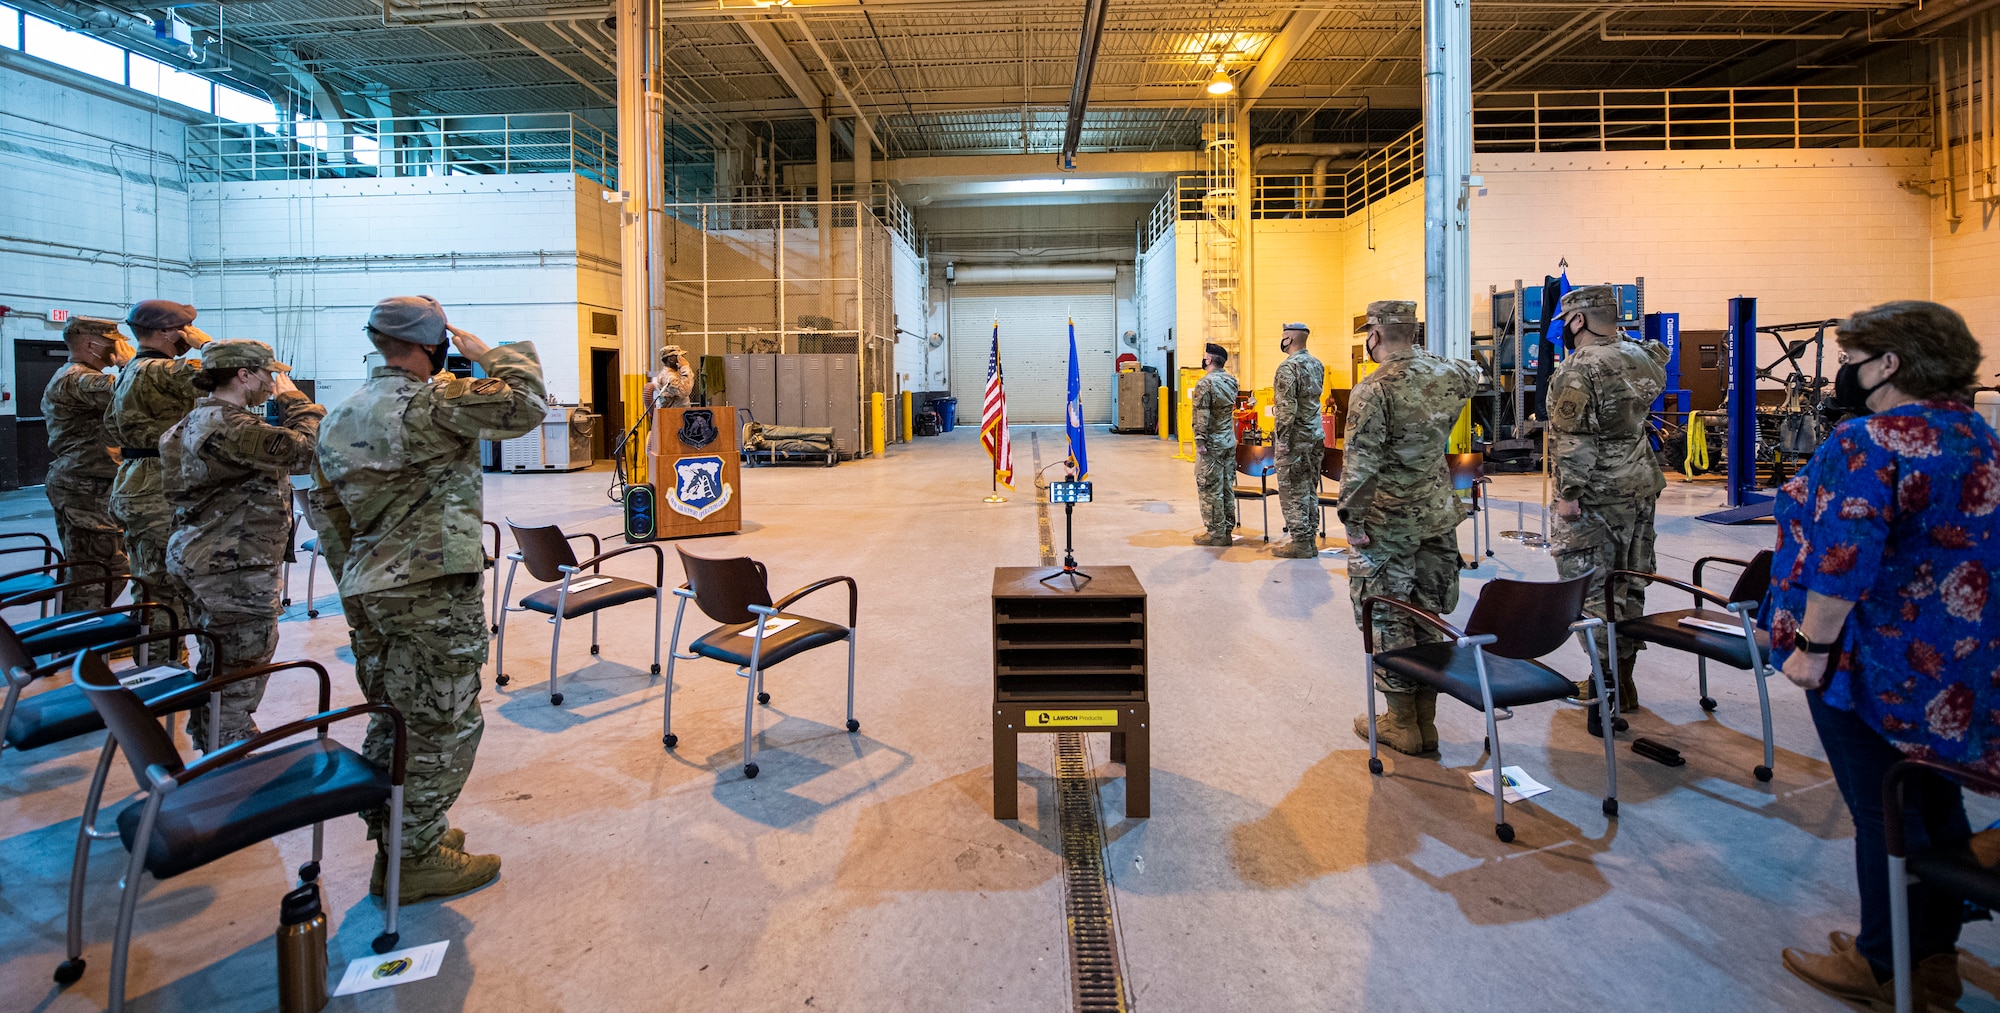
[981,322,1013,488]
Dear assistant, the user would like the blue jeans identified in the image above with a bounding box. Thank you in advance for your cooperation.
[1809,690,1970,976]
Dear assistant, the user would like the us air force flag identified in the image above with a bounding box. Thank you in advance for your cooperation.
[1064,318,1089,480]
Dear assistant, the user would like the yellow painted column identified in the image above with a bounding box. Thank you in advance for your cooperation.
[1157,386,1170,440]
[625,374,648,484]
[900,390,914,442]
[870,391,886,457]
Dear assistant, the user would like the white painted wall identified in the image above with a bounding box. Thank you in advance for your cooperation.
[1136,227,1176,377]
[889,228,929,390]
[1930,142,2000,368]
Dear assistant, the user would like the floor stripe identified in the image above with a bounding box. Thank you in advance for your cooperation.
[1031,430,1133,1012]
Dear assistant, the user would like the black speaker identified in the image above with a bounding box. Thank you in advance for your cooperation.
[624,483,657,542]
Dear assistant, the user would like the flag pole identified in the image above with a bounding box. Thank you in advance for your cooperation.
[986,466,1005,503]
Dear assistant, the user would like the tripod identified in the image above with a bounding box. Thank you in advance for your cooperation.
[1039,498,1093,590]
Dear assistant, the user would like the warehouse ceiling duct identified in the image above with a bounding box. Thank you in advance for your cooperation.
[1060,0,1111,170]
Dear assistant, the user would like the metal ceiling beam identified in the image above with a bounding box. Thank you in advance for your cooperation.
[1478,10,1605,90]
[788,9,884,155]
[471,11,614,104]
[734,14,827,122]
[1240,5,1334,108]
[1059,0,1110,166]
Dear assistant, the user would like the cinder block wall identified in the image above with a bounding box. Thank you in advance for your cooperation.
[1931,142,2000,367]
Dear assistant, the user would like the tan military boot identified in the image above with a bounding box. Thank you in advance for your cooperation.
[1414,688,1440,753]
[1272,539,1318,559]
[1353,692,1427,755]
[1193,532,1233,546]
[370,829,472,898]
[1617,656,1641,713]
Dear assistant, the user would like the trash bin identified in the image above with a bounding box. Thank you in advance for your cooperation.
[930,397,958,433]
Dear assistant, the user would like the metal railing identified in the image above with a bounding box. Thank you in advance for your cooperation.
[1473,85,1932,152]
[1146,124,1424,243]
[186,113,616,186]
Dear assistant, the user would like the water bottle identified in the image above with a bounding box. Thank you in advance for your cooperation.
[275,882,328,1012]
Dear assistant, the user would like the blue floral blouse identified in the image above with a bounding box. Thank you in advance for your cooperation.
[1765,401,2000,771]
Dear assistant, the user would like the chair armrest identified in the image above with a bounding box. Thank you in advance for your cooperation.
[1884,758,2000,857]
[30,626,221,680]
[573,543,667,586]
[672,584,695,600]
[563,531,602,569]
[0,531,56,552]
[1611,569,1738,611]
[0,560,114,604]
[1692,555,1752,590]
[1359,594,1467,654]
[1568,617,1606,631]
[0,544,65,568]
[145,659,335,718]
[173,702,408,788]
[746,604,779,619]
[774,576,858,629]
[20,600,172,637]
[483,520,502,562]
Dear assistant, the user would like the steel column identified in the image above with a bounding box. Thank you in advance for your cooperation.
[1423,0,1472,359]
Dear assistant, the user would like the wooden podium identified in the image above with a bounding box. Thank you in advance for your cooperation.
[650,406,742,538]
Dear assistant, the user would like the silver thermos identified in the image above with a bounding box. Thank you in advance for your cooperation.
[275,882,328,1012]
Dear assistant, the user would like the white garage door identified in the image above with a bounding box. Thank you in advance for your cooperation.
[948,283,1116,425]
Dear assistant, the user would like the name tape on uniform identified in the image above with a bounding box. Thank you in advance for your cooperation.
[1027,709,1119,728]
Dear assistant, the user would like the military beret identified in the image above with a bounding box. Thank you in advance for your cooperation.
[368,295,448,345]
[1281,322,1311,335]
[62,316,122,341]
[1357,300,1418,331]
[125,299,196,331]
[1559,285,1620,316]
[204,339,290,373]
[1204,342,1228,365]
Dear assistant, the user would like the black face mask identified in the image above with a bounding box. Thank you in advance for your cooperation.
[1833,352,1887,414]
[425,340,450,375]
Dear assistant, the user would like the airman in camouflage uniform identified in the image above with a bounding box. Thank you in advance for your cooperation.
[313,295,545,903]
[1341,300,1480,755]
[163,341,324,747]
[42,317,133,611]
[106,300,214,649]
[1545,284,1670,736]
[1191,342,1240,546]
[1271,323,1327,558]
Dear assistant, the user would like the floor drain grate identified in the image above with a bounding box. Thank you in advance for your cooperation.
[1056,732,1129,1012]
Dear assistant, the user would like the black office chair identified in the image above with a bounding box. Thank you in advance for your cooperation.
[0,578,182,755]
[483,520,503,634]
[1360,572,1617,842]
[281,488,325,617]
[4,618,217,759]
[496,520,664,705]
[0,531,79,615]
[1611,550,1777,781]
[1885,758,2000,1013]
[63,652,408,1010]
[1232,443,1277,542]
[666,548,858,778]
[1315,446,1343,550]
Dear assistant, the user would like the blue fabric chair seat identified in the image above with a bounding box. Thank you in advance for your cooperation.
[17,614,147,657]
[0,572,58,601]
[7,667,200,752]
[1375,641,1579,710]
[520,577,657,620]
[691,614,849,669]
[117,737,390,880]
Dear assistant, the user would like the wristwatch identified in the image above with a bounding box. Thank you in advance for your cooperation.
[1793,631,1833,656]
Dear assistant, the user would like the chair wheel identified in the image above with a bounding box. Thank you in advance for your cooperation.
[495,674,510,687]
[662,733,678,749]
[651,664,662,675]
[550,693,564,706]
[590,645,599,655]
[53,958,85,985]
[1613,715,1629,733]
[846,718,860,733]
[1368,757,1384,775]
[281,597,292,607]
[1754,764,1773,782]
[757,692,770,705]
[1603,798,1619,817]
[1699,696,1718,711]
[491,624,500,635]
[1496,822,1515,843]
[307,609,319,619]
[744,762,759,779]
[372,931,399,954]
[298,861,320,882]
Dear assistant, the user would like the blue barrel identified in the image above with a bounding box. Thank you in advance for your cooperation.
[932,398,958,432]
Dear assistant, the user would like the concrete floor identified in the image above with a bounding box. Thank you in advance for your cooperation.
[2,426,1997,1012]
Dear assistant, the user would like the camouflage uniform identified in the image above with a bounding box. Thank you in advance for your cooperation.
[1338,341,1480,692]
[164,362,324,747]
[314,342,545,858]
[1191,368,1239,540]
[106,349,202,639]
[42,358,127,611]
[1272,347,1327,548]
[1545,287,1669,708]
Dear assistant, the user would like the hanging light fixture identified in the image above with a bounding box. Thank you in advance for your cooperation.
[1205,63,1235,95]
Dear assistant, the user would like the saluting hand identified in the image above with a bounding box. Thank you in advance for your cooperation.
[272,371,299,396]
[444,324,492,360]
[1555,498,1582,520]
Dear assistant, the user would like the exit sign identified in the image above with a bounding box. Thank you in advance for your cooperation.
[46,309,69,323]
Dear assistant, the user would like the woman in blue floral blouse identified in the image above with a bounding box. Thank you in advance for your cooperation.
[1772,301,1999,1011]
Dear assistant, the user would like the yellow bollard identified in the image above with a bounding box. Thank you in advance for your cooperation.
[1157,386,1170,440]
[870,391,886,457]
[900,390,914,442]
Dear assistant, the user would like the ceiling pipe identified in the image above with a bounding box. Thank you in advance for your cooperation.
[1059,0,1110,169]
[1599,24,1848,42]
[1480,11,1606,91]
[1875,0,2000,38]
[1249,142,1370,164]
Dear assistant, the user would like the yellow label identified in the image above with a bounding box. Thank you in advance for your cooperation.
[1027,709,1119,728]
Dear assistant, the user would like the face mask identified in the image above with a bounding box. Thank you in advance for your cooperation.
[1366,333,1385,363]
[425,340,450,375]
[1833,352,1888,414]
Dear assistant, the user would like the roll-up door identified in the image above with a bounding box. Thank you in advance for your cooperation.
[947,282,1116,424]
